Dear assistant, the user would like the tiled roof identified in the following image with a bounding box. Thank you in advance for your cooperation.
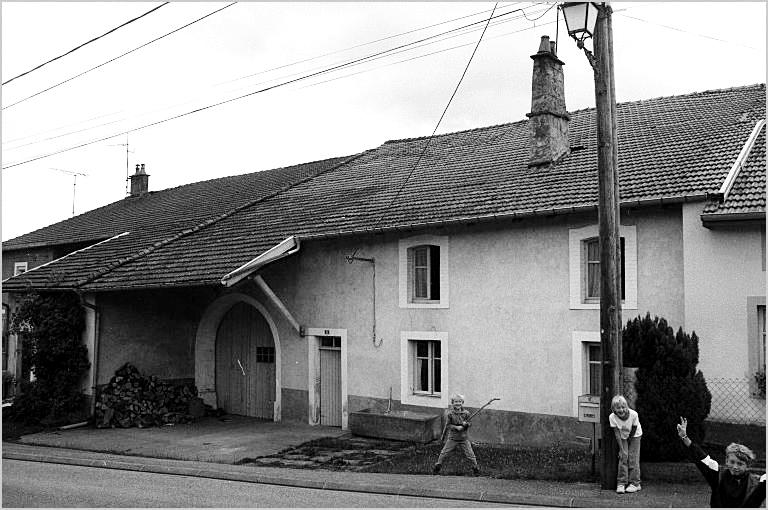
[4,84,765,292]
[3,156,357,250]
[702,126,766,218]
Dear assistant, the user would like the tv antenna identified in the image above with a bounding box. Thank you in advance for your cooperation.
[50,168,88,216]
[108,134,134,195]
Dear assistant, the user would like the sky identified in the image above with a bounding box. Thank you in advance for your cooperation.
[1,1,766,241]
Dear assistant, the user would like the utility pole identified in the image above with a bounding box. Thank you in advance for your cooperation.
[561,1,622,490]
[592,4,623,490]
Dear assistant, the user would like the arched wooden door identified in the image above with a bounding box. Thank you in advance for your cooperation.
[215,302,275,418]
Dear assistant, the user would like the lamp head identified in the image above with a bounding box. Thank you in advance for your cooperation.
[561,2,600,45]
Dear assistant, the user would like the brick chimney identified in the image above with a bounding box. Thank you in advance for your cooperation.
[526,35,570,167]
[129,163,149,196]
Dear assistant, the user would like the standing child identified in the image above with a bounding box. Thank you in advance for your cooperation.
[609,395,642,494]
[433,394,480,476]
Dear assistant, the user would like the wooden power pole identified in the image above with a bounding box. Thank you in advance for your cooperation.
[592,3,623,490]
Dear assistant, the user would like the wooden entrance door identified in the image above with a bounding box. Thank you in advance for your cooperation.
[319,336,342,426]
[215,302,275,418]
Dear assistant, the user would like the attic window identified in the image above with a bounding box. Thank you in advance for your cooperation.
[13,262,28,276]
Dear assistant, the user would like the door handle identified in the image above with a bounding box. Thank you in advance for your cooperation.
[236,359,245,376]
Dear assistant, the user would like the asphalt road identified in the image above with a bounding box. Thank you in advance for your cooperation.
[3,459,518,507]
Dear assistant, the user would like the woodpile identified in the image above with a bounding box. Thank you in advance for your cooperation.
[95,363,199,428]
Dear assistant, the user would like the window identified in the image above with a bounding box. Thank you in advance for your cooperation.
[400,331,448,407]
[13,262,27,276]
[399,235,449,308]
[255,346,275,363]
[587,343,601,396]
[758,305,766,372]
[747,298,766,397]
[410,245,440,301]
[583,237,626,302]
[319,336,341,349]
[569,225,637,310]
[414,340,441,395]
[2,307,7,372]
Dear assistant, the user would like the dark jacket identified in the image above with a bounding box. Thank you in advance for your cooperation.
[687,442,765,507]
[444,409,471,441]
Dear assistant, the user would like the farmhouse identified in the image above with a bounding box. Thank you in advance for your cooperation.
[3,37,764,444]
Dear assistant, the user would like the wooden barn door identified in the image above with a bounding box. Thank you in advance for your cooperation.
[215,302,275,418]
[319,336,342,426]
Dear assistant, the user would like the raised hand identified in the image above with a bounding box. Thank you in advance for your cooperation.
[676,417,688,438]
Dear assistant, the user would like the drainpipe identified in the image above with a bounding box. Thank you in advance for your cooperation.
[76,291,100,418]
[345,255,382,347]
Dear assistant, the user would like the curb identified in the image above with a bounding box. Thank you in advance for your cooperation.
[2,446,622,508]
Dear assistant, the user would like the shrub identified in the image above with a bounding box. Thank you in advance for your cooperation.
[8,291,90,425]
[623,313,712,461]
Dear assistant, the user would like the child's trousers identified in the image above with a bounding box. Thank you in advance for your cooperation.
[617,437,641,486]
[437,438,478,467]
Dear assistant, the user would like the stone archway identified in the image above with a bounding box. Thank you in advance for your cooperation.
[195,293,282,421]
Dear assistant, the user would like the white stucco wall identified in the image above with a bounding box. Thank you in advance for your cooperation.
[254,206,686,420]
[683,202,765,378]
[682,202,766,423]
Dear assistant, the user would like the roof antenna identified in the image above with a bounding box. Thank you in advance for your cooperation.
[50,168,88,216]
[108,133,134,195]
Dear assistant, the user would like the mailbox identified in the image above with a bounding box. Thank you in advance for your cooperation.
[578,394,600,423]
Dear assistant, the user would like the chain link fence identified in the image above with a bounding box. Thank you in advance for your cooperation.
[706,377,765,425]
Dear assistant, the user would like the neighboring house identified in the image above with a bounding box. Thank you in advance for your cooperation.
[2,36,764,444]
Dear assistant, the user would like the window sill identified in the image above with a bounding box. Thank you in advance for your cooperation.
[412,392,441,398]
[401,301,449,309]
[571,301,636,310]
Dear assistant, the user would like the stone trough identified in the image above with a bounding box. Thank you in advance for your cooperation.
[348,408,442,443]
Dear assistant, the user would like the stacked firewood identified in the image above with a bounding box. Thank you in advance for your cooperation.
[95,363,199,428]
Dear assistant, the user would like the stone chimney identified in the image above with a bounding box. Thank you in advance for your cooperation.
[129,163,149,196]
[526,35,570,167]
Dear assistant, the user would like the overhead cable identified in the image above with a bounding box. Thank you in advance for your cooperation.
[4,3,543,150]
[2,3,539,169]
[2,3,237,110]
[2,2,169,86]
[348,2,500,263]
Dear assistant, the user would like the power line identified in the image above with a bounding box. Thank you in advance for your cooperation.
[2,3,169,86]
[3,3,544,151]
[2,4,543,170]
[615,12,760,51]
[219,2,531,86]
[2,3,238,111]
[350,2,500,261]
[304,15,556,90]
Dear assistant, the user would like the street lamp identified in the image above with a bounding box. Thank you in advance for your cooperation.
[560,2,623,491]
[561,2,599,48]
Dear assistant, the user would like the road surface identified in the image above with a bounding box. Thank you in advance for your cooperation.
[3,459,520,507]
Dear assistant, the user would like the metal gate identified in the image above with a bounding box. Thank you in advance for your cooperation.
[319,336,342,426]
[215,302,275,419]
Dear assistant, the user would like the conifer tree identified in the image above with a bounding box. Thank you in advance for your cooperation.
[623,313,712,461]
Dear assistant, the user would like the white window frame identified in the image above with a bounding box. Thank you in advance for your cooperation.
[569,225,637,310]
[401,331,449,408]
[747,297,766,397]
[571,330,601,416]
[399,235,449,309]
[13,262,28,276]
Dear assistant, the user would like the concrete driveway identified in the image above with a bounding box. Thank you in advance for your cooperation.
[17,415,346,464]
